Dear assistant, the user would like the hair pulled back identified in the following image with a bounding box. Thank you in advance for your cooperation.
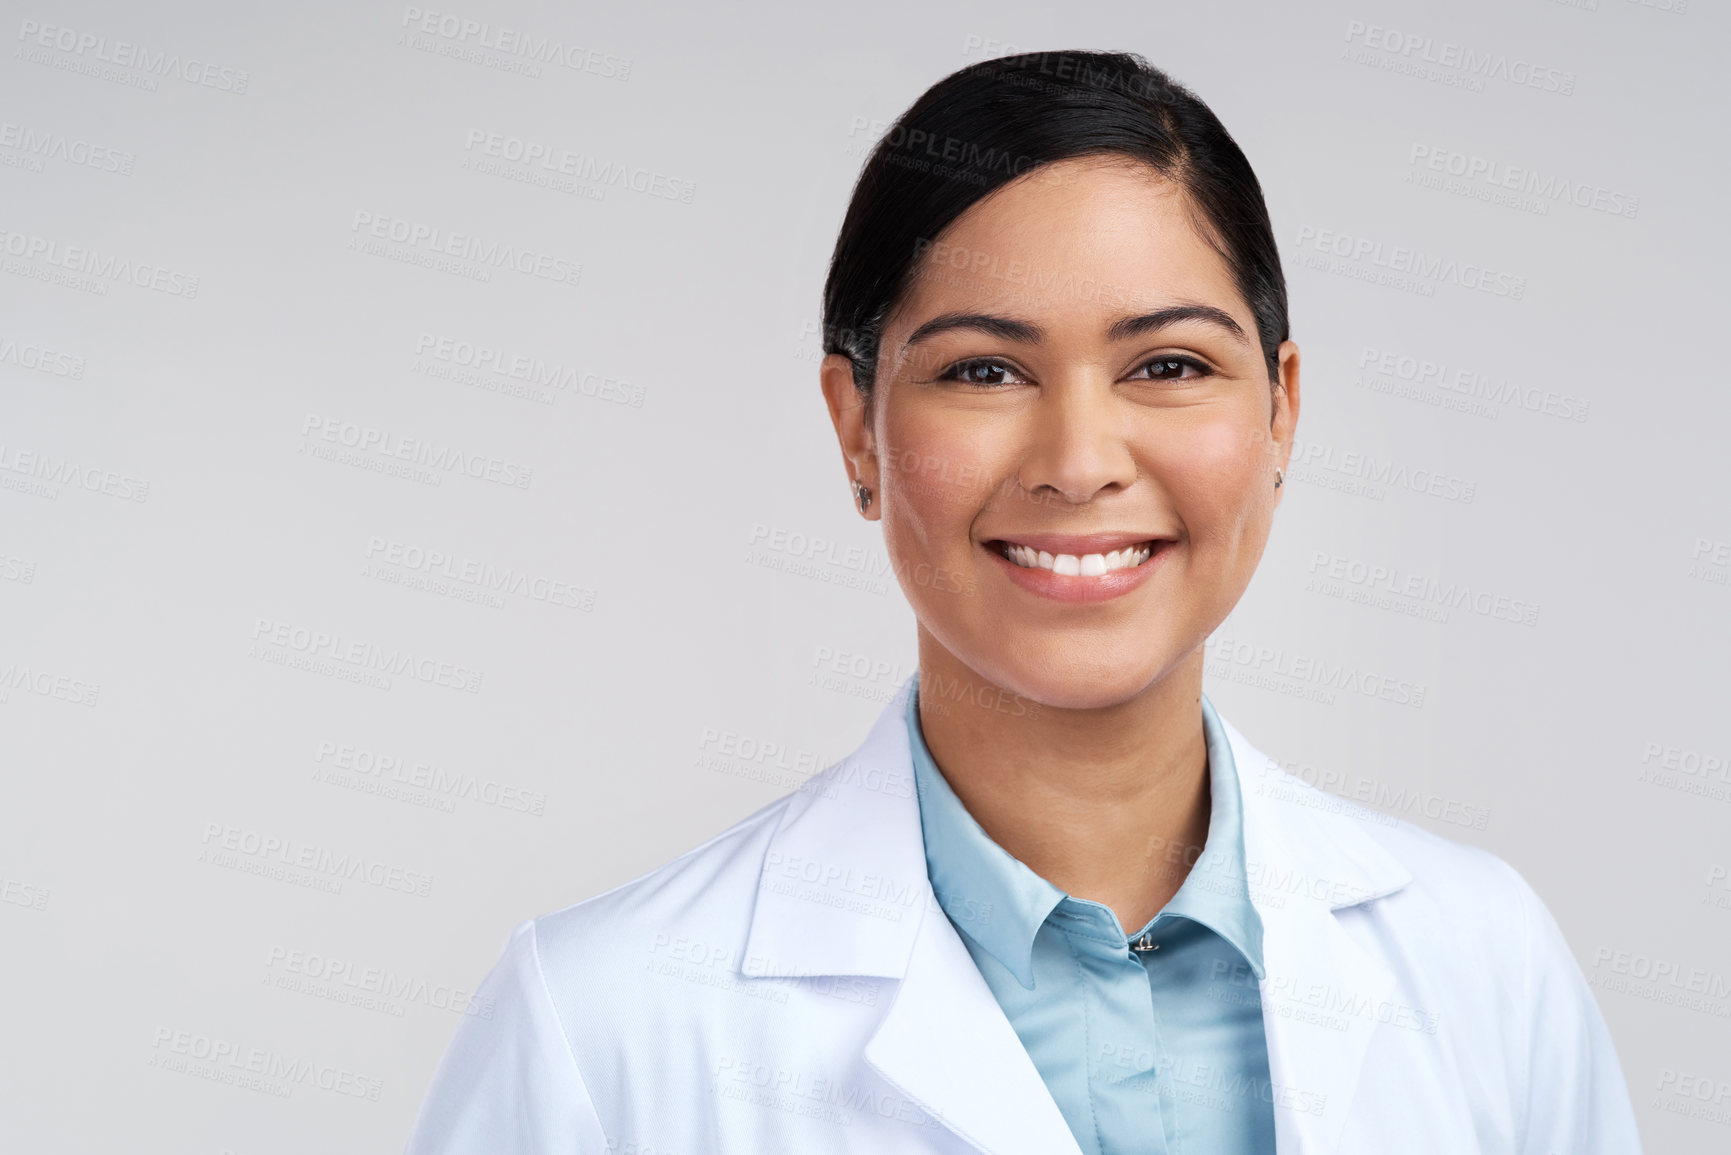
[821,51,1289,396]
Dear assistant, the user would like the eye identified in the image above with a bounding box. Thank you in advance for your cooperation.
[934,358,1027,388]
[1129,355,1213,383]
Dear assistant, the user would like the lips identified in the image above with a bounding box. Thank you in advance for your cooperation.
[998,541,1153,575]
[982,533,1173,603]
[986,533,1170,578]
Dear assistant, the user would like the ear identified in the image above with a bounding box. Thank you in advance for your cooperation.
[820,353,881,520]
[1269,340,1300,502]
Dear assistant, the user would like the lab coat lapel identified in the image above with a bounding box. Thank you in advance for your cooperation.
[743,681,1082,1154]
[865,896,1087,1155]
[1255,893,1399,1154]
[1223,715,1414,1155]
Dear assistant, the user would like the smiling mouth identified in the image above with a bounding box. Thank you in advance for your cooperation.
[991,540,1161,576]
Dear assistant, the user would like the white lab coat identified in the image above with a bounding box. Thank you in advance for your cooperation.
[404,681,1642,1154]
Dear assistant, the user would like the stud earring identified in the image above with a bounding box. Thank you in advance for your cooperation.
[1274,468,1284,489]
[853,480,873,512]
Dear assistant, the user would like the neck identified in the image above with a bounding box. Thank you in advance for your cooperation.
[914,632,1212,933]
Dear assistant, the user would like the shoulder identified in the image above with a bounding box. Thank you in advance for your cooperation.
[1359,802,1537,923]
[1248,761,1569,996]
[1247,757,1540,930]
[1279,771,1595,1041]
[529,789,798,972]
[1355,800,1551,955]
[1299,782,1641,1147]
[405,794,807,1151]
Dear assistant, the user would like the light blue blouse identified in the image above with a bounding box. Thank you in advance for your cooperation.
[905,677,1276,1154]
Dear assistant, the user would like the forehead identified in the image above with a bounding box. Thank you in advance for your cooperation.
[890,156,1242,333]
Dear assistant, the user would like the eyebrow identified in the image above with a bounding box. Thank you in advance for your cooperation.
[903,304,1250,348]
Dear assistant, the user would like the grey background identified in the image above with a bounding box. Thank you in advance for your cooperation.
[2,0,1726,1150]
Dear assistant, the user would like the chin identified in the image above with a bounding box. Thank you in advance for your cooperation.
[985,647,1176,714]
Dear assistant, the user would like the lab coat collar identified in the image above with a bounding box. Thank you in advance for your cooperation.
[740,678,930,983]
[908,678,1267,990]
[742,676,1417,1155]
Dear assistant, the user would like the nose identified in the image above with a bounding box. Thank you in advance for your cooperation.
[1015,379,1138,506]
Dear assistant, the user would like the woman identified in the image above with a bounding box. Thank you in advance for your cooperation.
[405,51,1640,1154]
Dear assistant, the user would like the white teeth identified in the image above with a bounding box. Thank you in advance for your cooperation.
[1001,542,1155,575]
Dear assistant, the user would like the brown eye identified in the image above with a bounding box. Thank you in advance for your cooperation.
[1132,356,1211,382]
[939,359,1024,387]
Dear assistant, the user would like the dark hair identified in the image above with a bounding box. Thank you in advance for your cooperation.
[821,50,1289,397]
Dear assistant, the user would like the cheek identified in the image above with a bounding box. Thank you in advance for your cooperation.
[1161,416,1273,545]
[880,412,1003,537]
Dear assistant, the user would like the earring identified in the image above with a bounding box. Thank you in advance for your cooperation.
[853,480,873,512]
[1274,468,1284,489]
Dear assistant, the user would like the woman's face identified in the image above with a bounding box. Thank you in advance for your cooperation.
[822,156,1300,712]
